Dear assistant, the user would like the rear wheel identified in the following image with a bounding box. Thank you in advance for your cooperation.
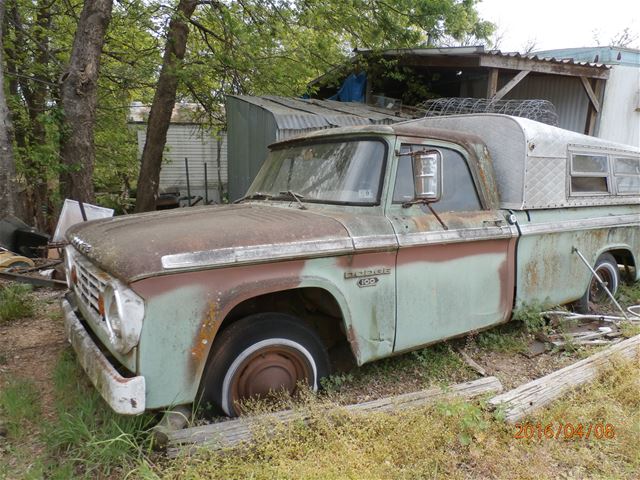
[200,313,330,417]
[574,253,620,313]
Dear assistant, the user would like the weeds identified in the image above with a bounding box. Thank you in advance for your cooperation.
[43,349,156,478]
[0,283,35,323]
[0,377,41,438]
[512,302,548,333]
[475,323,529,353]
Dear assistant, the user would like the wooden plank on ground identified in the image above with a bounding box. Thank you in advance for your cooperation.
[488,334,640,423]
[166,376,503,457]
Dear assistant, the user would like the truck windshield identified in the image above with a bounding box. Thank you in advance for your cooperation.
[247,139,386,206]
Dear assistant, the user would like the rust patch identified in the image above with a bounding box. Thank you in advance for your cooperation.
[191,302,219,365]
[335,251,395,270]
[346,324,361,360]
[396,238,510,265]
[498,237,517,320]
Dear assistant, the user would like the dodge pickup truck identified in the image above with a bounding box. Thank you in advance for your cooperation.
[61,114,640,417]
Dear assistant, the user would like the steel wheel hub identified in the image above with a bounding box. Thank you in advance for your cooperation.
[231,346,312,407]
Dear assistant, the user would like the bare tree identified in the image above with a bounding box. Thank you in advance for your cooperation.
[0,1,17,216]
[59,0,114,203]
[135,0,198,213]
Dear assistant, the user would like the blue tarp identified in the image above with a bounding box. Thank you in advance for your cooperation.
[329,72,367,102]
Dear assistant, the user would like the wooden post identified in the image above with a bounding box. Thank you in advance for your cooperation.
[486,68,499,98]
[583,78,605,136]
[488,334,640,423]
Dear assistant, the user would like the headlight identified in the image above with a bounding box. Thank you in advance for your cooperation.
[102,282,144,354]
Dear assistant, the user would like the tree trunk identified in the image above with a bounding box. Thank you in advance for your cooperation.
[134,0,198,213]
[0,2,17,217]
[59,0,114,203]
[5,0,52,230]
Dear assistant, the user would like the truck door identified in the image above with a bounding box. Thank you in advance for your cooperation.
[387,140,518,353]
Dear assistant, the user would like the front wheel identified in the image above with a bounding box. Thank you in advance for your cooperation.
[200,313,330,417]
[574,253,620,313]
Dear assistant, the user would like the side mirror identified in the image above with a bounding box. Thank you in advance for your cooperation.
[412,150,442,202]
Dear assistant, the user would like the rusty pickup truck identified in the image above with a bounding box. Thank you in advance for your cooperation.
[61,114,640,416]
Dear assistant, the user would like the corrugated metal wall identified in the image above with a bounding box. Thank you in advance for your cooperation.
[460,73,590,133]
[226,96,279,201]
[136,125,228,202]
[504,74,590,133]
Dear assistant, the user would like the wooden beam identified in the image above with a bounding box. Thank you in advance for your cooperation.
[584,78,605,135]
[488,334,640,423]
[486,68,498,98]
[165,376,503,457]
[492,70,530,101]
[479,54,610,80]
[580,76,600,112]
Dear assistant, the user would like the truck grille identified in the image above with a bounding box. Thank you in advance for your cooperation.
[75,259,107,317]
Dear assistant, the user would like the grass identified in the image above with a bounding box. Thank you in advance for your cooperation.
[0,283,35,323]
[43,350,156,479]
[0,377,42,438]
[159,357,640,479]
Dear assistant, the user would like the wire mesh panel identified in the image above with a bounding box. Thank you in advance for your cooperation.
[417,98,559,126]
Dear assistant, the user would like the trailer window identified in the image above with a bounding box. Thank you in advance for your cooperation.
[614,156,640,195]
[570,154,610,194]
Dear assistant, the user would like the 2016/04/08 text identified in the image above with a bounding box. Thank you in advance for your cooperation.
[514,422,615,441]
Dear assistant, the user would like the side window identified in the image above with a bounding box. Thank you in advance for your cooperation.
[393,144,481,211]
[570,153,610,194]
[614,156,640,195]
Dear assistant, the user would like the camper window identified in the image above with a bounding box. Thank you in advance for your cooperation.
[614,156,640,195]
[570,153,610,195]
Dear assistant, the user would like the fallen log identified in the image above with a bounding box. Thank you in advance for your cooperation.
[165,375,503,457]
[488,333,640,423]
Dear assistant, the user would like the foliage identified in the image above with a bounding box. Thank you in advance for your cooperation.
[2,0,493,221]
[512,302,548,333]
[0,282,35,322]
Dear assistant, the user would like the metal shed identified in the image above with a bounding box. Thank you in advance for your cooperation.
[225,95,413,201]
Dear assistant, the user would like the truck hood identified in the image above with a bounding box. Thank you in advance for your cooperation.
[66,204,354,283]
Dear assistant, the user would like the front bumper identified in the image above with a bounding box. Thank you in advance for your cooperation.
[61,295,146,415]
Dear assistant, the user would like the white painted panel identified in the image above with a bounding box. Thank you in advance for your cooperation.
[598,65,640,147]
[136,126,228,193]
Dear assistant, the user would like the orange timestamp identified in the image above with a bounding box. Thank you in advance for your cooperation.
[514,422,616,441]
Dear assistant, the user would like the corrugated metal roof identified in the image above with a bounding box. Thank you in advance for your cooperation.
[482,49,609,70]
[227,95,413,131]
[353,46,609,71]
[534,47,640,67]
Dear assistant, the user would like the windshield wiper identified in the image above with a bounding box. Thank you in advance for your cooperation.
[233,192,274,204]
[278,190,307,210]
